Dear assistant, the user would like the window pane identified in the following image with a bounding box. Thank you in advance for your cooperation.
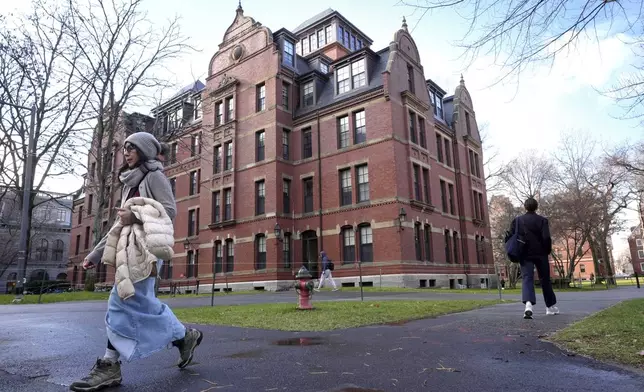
[354,111,366,144]
[338,116,349,148]
[337,65,350,94]
[357,165,369,202]
[351,59,366,88]
[283,41,294,66]
[303,82,314,106]
[340,169,352,206]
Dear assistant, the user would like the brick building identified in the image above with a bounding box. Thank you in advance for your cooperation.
[68,6,494,290]
[67,111,155,288]
[1,189,72,293]
[549,242,597,281]
[628,225,644,276]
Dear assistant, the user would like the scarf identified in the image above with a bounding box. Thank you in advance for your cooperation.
[119,160,164,188]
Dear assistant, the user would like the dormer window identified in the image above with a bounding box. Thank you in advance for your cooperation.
[194,96,202,120]
[320,62,328,74]
[174,107,182,128]
[303,82,314,106]
[309,33,318,51]
[429,87,444,119]
[336,58,366,95]
[283,41,294,67]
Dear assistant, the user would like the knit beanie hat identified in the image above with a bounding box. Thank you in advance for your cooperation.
[124,132,162,160]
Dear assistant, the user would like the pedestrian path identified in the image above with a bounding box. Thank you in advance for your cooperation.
[0,287,642,391]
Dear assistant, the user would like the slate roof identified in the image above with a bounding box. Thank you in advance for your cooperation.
[292,8,335,34]
[170,80,205,100]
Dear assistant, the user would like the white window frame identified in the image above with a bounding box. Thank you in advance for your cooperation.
[336,58,366,95]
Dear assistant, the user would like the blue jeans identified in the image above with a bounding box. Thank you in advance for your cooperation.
[520,256,557,307]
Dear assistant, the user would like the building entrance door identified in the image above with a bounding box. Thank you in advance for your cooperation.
[301,230,318,277]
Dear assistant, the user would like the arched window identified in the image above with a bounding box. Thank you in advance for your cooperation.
[340,226,355,263]
[225,239,234,272]
[358,224,373,263]
[414,222,422,261]
[283,233,291,269]
[423,224,432,262]
[37,239,49,261]
[214,241,223,274]
[56,273,67,281]
[53,239,64,261]
[30,269,49,282]
[255,234,266,270]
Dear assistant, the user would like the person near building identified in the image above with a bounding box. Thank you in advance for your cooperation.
[315,250,339,291]
[506,197,559,319]
[70,132,203,392]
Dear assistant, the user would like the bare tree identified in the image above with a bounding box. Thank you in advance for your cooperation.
[479,122,508,194]
[540,191,595,284]
[0,0,92,278]
[500,149,555,204]
[614,249,632,275]
[60,0,192,245]
[488,194,522,288]
[400,0,642,84]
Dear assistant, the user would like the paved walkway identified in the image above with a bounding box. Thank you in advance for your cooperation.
[1,287,643,391]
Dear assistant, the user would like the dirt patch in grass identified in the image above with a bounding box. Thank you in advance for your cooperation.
[549,298,644,369]
[174,299,503,331]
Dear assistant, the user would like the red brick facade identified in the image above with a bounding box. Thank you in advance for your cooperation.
[628,226,644,276]
[68,6,494,290]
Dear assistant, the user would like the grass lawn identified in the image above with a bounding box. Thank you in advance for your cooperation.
[0,291,111,305]
[549,298,644,369]
[331,285,609,295]
[0,289,263,305]
[173,299,504,331]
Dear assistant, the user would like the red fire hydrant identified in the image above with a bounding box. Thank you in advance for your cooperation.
[294,266,314,310]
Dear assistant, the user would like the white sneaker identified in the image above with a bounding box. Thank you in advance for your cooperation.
[524,302,533,319]
[546,306,560,315]
[314,288,320,292]
[332,288,339,292]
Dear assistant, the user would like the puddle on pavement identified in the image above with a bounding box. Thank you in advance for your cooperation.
[272,337,327,346]
[226,349,264,358]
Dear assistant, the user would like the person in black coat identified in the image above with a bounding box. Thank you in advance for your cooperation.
[506,197,559,319]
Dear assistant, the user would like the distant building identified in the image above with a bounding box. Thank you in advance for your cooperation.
[69,5,495,291]
[628,225,644,276]
[548,241,596,281]
[0,189,72,293]
[66,111,155,288]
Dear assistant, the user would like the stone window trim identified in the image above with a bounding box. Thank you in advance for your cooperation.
[213,94,235,127]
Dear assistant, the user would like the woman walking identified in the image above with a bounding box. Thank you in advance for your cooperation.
[70,132,203,392]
